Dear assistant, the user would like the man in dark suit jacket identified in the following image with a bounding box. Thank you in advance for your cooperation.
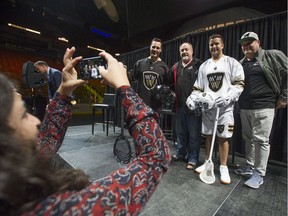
[34,61,62,99]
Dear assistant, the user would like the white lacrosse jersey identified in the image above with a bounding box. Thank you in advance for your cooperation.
[194,55,244,112]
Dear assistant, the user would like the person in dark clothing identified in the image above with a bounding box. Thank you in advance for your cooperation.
[132,38,169,112]
[166,42,202,170]
[234,32,287,189]
[34,61,62,99]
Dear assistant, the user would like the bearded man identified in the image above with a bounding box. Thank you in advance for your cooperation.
[166,42,203,170]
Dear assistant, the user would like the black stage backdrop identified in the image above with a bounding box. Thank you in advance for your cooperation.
[118,12,287,162]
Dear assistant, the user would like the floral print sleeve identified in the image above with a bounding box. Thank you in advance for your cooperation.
[26,86,170,216]
[36,92,73,156]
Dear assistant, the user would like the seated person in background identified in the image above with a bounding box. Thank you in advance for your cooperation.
[0,47,170,215]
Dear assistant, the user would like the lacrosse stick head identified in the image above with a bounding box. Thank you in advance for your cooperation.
[199,160,216,184]
[113,135,133,164]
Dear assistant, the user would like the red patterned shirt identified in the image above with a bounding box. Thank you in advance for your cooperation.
[23,86,170,215]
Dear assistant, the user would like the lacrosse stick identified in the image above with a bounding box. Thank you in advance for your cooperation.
[113,103,133,164]
[199,107,220,184]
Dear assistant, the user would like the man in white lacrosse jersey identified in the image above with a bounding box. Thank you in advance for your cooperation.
[186,34,245,184]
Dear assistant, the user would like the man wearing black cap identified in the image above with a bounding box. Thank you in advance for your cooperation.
[234,32,287,188]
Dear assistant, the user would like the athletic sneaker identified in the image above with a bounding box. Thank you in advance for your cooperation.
[195,160,207,174]
[234,164,253,176]
[220,165,231,184]
[244,170,263,189]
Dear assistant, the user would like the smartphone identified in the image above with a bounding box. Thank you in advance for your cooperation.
[78,56,107,80]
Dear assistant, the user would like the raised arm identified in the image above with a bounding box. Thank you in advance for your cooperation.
[31,51,170,215]
[37,47,87,155]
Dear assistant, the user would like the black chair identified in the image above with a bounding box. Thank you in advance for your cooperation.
[92,93,116,136]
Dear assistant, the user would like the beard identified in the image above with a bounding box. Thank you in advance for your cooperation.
[181,55,190,63]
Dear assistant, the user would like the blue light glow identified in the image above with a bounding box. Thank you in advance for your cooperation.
[91,27,112,38]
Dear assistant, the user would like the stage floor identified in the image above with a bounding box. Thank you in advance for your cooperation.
[56,123,287,216]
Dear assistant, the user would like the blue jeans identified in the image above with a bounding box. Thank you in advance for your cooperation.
[175,107,202,164]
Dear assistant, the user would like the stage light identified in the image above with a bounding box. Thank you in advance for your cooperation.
[8,23,41,35]
[87,45,105,52]
[58,37,69,43]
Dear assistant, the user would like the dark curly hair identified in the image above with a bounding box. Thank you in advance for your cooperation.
[0,74,90,215]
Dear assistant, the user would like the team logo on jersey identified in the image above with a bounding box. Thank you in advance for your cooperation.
[253,61,260,66]
[143,71,159,90]
[207,72,224,92]
[217,125,225,134]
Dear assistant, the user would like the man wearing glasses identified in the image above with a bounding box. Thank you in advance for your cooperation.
[234,32,287,188]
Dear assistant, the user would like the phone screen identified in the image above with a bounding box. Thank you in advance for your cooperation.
[78,56,107,80]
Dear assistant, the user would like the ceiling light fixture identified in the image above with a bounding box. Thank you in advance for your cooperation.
[87,46,105,52]
[58,37,69,43]
[93,0,119,23]
[8,23,41,35]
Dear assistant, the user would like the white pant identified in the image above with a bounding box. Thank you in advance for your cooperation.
[240,108,275,176]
